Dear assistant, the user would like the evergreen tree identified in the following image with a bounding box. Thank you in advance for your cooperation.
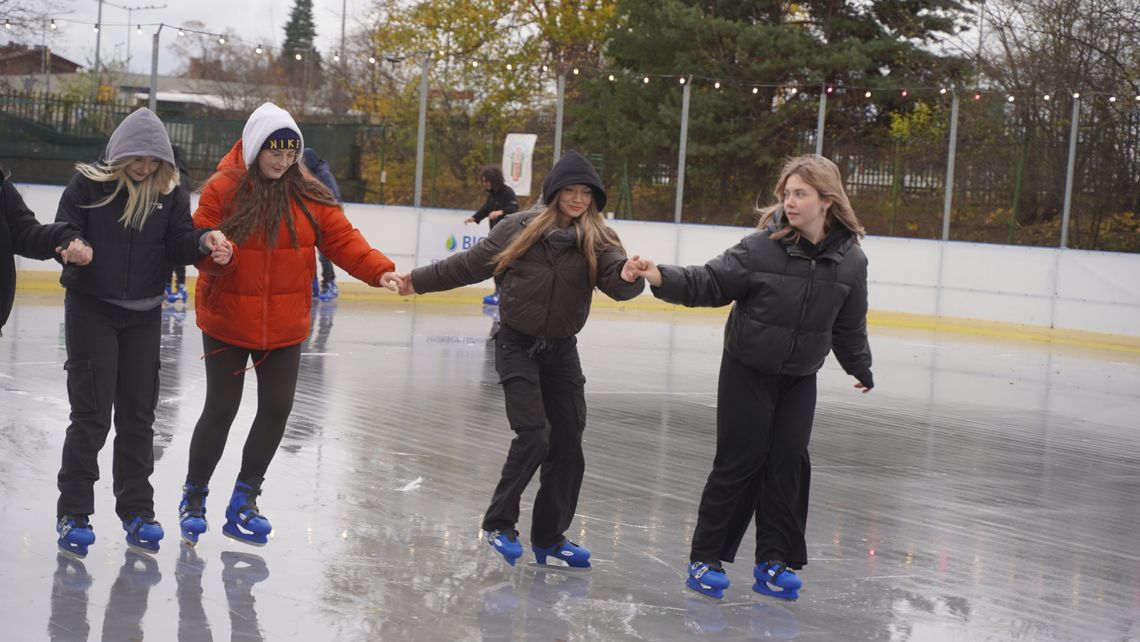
[280,0,323,79]
[569,0,976,223]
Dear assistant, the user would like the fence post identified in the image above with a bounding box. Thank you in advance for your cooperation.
[941,93,959,241]
[554,73,565,162]
[674,77,691,224]
[148,25,163,112]
[414,53,429,208]
[815,83,827,156]
[1060,95,1080,249]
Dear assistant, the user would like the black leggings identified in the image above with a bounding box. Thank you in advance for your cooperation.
[185,334,302,486]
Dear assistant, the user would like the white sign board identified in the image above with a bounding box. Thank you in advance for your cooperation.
[502,133,537,196]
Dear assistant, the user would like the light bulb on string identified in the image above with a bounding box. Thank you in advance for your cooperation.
[643,76,649,84]
[4,19,10,29]
[679,77,686,85]
[752,87,759,95]
[506,63,512,70]
[294,53,302,61]
[1007,95,1015,102]
[1072,92,1080,99]
[93,24,100,33]
[790,87,798,95]
[255,45,263,54]
[974,92,981,101]
[1043,93,1051,101]
[333,52,340,62]
[1108,96,1117,103]
[572,68,579,75]
[178,28,185,36]
[542,65,548,72]
[607,74,615,82]
[368,56,376,64]
[714,81,721,89]
[218,36,225,44]
[826,85,834,94]
[1134,95,1140,102]
[136,24,142,34]
[939,87,947,95]
[50,19,57,30]
[900,89,908,97]
[864,90,872,98]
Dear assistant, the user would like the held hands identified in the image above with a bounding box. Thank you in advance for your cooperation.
[854,382,873,394]
[56,238,93,266]
[488,209,504,221]
[621,255,662,286]
[464,216,476,224]
[390,272,416,296]
[203,231,233,265]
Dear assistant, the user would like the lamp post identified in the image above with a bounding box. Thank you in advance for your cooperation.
[99,0,166,73]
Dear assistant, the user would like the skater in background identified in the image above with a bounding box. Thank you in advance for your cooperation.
[1,166,90,337]
[165,145,195,304]
[302,148,341,301]
[396,150,644,568]
[53,108,231,559]
[624,154,873,600]
[462,166,519,306]
[179,102,399,547]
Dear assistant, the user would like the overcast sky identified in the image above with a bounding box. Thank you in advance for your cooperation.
[30,0,362,75]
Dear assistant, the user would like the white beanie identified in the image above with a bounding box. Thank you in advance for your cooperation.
[241,102,304,168]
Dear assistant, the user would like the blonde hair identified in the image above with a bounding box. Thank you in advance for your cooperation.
[757,155,865,242]
[494,201,624,286]
[76,158,179,230]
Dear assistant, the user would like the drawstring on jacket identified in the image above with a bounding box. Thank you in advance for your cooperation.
[202,345,273,375]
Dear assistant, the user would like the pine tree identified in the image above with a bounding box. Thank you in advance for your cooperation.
[568,0,975,222]
[280,0,323,79]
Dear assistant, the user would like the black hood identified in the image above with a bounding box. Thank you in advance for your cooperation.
[541,150,607,211]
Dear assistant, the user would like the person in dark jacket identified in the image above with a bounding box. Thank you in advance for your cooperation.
[1,168,90,337]
[53,107,232,559]
[463,166,520,305]
[397,150,645,568]
[302,148,342,301]
[626,154,874,601]
[165,145,195,304]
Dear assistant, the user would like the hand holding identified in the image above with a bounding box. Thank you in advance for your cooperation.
[57,238,93,266]
[854,382,873,394]
[464,216,476,224]
[379,272,402,292]
[622,255,661,286]
[202,230,228,252]
[394,272,416,296]
[489,210,504,221]
[211,240,233,265]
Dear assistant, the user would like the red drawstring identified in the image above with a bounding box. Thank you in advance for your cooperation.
[201,345,273,375]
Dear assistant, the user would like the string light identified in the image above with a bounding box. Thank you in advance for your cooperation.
[679,77,685,85]
[294,53,302,61]
[93,24,99,33]
[939,87,947,95]
[136,24,142,34]
[1072,92,1080,99]
[714,81,720,89]
[572,68,579,75]
[254,44,262,54]
[4,19,10,29]
[505,63,512,70]
[643,76,649,84]
[1108,96,1116,103]
[825,85,834,94]
[900,89,908,97]
[217,35,225,44]
[974,93,981,101]
[790,87,798,95]
[368,55,376,64]
[333,52,340,62]
[607,74,615,82]
[177,28,184,36]
[1007,95,1015,102]
[752,87,759,94]
[864,90,872,98]
[50,19,57,30]
[1043,94,1051,101]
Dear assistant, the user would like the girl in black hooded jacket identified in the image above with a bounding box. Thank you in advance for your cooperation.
[398,150,645,568]
[626,155,873,601]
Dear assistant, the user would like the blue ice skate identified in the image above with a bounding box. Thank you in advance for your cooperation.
[164,284,176,304]
[483,292,499,306]
[179,483,209,546]
[752,561,802,601]
[56,515,95,559]
[686,561,730,599]
[485,529,523,566]
[123,516,164,554]
[223,480,272,546]
[318,281,338,301]
[176,284,188,303]
[532,540,591,569]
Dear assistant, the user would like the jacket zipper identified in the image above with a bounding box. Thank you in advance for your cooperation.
[121,225,134,298]
[262,242,271,348]
[778,258,815,372]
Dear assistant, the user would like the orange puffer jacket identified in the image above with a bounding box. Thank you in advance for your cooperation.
[193,140,395,350]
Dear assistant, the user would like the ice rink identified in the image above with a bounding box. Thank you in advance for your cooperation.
[1,292,1138,641]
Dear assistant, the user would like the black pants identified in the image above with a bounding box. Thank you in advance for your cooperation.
[57,291,162,521]
[689,353,816,568]
[185,334,302,486]
[481,325,587,549]
[318,252,335,285]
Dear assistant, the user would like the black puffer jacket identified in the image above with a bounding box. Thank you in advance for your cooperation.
[54,173,206,301]
[472,185,519,230]
[411,210,644,338]
[653,214,872,386]
[1,173,81,333]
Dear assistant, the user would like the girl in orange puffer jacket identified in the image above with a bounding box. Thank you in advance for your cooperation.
[178,102,400,547]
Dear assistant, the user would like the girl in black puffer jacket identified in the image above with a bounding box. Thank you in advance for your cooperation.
[401,150,645,569]
[626,155,873,601]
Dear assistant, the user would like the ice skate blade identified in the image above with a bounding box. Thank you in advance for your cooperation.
[126,541,160,555]
[686,576,725,599]
[526,561,591,572]
[57,544,89,561]
[752,581,799,601]
[222,524,268,547]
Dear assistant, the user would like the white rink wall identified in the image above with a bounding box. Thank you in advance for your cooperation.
[14,182,1140,337]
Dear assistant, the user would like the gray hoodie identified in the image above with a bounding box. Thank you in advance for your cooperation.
[105,108,175,166]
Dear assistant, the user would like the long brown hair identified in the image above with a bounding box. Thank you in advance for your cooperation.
[76,158,179,230]
[493,201,624,286]
[757,155,865,243]
[216,161,337,247]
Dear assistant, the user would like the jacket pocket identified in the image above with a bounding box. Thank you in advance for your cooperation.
[64,360,97,414]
